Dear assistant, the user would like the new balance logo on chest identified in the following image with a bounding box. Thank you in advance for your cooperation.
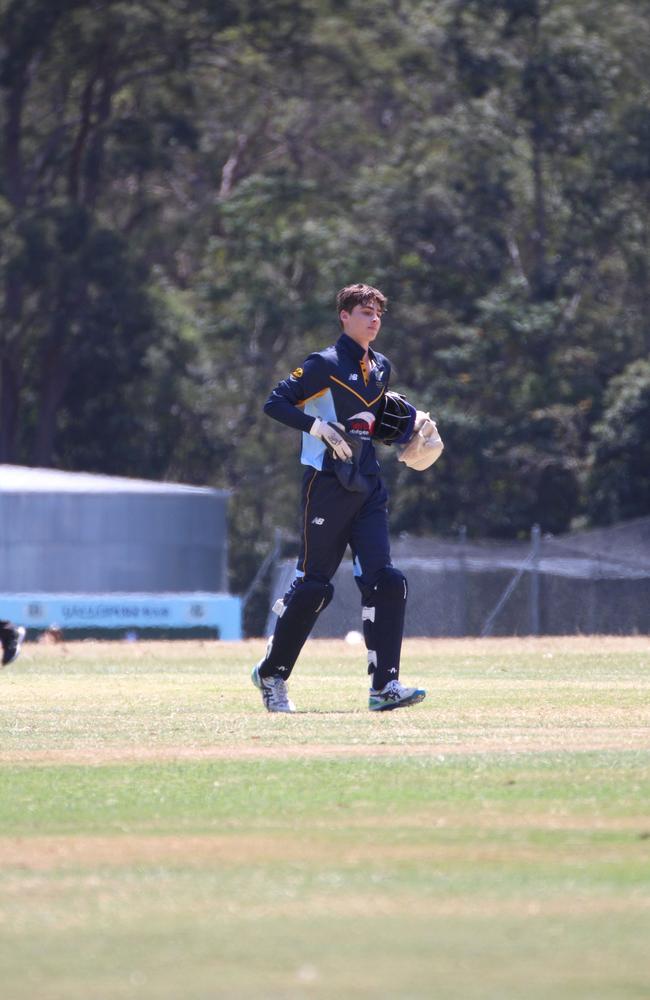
[348,373,359,381]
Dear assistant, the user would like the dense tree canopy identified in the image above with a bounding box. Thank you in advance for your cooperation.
[1,0,649,626]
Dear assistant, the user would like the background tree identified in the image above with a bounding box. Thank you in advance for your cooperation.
[2,0,650,629]
[586,359,650,525]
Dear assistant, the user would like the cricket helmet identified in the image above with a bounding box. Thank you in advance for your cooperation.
[374,391,417,444]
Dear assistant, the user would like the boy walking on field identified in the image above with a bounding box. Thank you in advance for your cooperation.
[253,283,443,713]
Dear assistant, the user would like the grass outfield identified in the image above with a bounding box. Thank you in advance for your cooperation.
[1,637,649,999]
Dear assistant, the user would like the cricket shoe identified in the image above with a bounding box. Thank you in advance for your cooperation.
[251,664,295,713]
[1,624,26,667]
[369,679,426,712]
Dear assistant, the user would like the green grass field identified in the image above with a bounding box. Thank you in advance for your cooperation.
[1,637,649,999]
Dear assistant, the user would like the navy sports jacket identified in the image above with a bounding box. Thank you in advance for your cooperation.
[264,333,391,475]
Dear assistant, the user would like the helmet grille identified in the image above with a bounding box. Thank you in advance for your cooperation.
[374,392,416,443]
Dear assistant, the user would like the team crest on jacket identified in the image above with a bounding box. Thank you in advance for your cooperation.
[291,367,304,379]
[346,411,375,439]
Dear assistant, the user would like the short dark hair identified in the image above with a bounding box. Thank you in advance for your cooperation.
[336,283,388,324]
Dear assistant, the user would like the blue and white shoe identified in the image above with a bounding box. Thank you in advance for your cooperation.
[369,679,426,712]
[1,624,26,667]
[251,663,295,713]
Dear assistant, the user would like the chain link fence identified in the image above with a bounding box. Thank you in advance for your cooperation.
[265,517,650,637]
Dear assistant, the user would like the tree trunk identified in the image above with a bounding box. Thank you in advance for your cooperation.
[3,69,27,209]
[1,71,28,461]
[0,358,20,463]
[32,334,69,468]
[527,6,550,301]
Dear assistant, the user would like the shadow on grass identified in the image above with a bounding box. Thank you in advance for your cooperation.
[292,709,363,716]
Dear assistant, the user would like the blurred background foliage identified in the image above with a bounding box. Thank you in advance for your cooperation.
[2,0,649,609]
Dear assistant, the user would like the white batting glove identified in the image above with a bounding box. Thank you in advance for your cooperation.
[310,418,353,461]
[413,410,436,438]
[397,410,444,471]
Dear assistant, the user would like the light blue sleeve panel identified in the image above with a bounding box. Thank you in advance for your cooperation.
[300,388,337,469]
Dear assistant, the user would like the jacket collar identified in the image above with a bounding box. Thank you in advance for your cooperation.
[336,332,376,363]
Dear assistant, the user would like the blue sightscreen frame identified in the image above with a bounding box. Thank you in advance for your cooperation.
[0,592,241,639]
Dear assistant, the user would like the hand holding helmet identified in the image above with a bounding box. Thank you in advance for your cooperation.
[374,391,444,471]
[397,410,444,470]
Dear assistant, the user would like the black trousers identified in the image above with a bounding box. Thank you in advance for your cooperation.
[261,469,406,687]
[296,468,392,589]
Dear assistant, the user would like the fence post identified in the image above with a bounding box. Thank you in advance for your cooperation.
[242,527,283,617]
[529,523,541,635]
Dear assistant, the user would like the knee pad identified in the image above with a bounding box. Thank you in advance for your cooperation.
[274,577,334,619]
[361,567,408,688]
[360,567,407,620]
[367,567,408,603]
[261,578,334,678]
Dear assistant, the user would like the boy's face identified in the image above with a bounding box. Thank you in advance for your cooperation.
[339,302,383,345]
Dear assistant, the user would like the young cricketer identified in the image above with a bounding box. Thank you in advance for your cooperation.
[252,283,443,712]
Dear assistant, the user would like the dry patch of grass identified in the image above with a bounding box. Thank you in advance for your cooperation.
[2,825,650,871]
[2,723,650,765]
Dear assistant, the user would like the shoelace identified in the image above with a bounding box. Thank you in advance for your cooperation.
[268,676,291,706]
